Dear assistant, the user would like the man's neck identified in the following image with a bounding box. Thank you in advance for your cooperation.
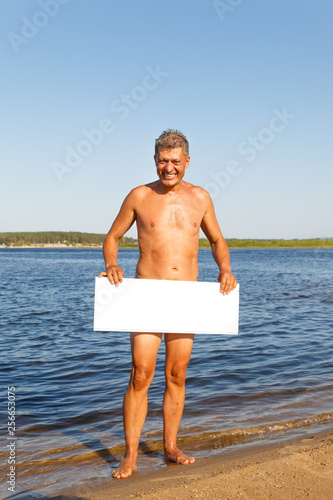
[155,180,185,195]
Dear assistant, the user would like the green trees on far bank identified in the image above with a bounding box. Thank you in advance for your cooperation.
[0,232,137,247]
[225,238,333,248]
[0,232,332,248]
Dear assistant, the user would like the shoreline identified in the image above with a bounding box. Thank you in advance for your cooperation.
[1,244,333,250]
[13,426,333,499]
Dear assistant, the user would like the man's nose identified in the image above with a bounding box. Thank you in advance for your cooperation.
[164,161,174,171]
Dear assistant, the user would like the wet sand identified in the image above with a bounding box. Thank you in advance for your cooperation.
[37,428,333,500]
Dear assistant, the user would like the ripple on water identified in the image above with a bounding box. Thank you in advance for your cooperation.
[0,248,332,494]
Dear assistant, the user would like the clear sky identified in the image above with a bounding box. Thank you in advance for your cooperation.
[1,0,332,239]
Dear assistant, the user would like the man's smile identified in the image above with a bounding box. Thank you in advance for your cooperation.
[163,172,177,178]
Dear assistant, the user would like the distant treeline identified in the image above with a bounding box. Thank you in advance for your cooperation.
[0,232,137,247]
[0,232,332,248]
[199,238,333,248]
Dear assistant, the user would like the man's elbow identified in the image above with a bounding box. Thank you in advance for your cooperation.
[103,232,120,248]
[210,234,224,250]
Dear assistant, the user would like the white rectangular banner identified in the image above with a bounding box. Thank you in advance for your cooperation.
[94,277,239,335]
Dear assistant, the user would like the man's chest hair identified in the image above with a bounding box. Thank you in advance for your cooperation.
[137,203,201,232]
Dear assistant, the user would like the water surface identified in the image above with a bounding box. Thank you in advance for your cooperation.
[0,248,332,497]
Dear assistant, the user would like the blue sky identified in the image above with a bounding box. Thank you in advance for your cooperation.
[1,0,332,238]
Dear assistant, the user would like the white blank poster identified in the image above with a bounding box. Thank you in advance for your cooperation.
[94,277,239,335]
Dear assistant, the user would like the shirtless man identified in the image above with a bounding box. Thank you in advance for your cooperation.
[99,129,237,479]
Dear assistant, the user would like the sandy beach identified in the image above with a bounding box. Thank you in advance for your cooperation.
[23,427,332,500]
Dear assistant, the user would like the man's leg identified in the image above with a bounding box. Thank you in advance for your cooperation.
[163,333,195,465]
[112,332,162,479]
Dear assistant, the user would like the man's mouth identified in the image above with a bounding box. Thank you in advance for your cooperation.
[163,172,177,179]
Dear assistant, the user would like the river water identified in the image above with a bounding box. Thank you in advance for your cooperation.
[0,248,332,498]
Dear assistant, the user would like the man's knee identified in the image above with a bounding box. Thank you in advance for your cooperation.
[130,365,154,391]
[166,362,188,386]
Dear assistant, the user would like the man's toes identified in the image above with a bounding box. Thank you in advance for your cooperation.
[113,466,132,479]
[113,471,127,479]
[112,469,123,479]
[178,455,195,464]
[121,469,132,478]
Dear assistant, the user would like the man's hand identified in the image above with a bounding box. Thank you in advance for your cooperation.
[218,271,237,295]
[98,265,124,286]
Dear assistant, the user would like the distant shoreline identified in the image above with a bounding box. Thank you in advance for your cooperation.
[1,232,332,249]
[0,243,104,249]
[1,243,332,249]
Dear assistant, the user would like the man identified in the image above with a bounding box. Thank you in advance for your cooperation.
[99,129,237,479]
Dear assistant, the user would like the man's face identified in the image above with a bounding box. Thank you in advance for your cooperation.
[154,147,190,189]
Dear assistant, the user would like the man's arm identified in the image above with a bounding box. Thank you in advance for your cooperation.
[200,190,237,295]
[98,189,138,286]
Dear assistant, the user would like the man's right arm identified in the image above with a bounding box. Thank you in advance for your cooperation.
[98,189,138,286]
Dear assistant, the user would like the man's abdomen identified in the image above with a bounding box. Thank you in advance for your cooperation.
[135,252,198,281]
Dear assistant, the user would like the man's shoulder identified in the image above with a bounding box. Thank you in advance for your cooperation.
[185,182,212,203]
[127,183,156,198]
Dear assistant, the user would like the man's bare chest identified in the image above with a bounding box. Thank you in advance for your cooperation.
[136,199,202,233]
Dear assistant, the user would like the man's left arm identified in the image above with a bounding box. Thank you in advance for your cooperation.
[200,191,237,295]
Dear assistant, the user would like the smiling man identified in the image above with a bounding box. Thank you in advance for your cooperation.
[99,129,237,479]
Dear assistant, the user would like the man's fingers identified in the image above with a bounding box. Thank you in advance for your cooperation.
[220,277,229,295]
[220,275,237,295]
[108,271,117,286]
[97,270,120,285]
[113,270,124,286]
[99,266,125,286]
[112,273,120,286]
[107,269,124,286]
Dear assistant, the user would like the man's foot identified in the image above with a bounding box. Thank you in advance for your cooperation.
[164,448,195,465]
[112,456,137,479]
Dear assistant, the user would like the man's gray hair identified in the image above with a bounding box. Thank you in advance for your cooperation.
[155,129,189,157]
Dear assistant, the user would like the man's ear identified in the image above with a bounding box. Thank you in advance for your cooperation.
[185,156,190,169]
